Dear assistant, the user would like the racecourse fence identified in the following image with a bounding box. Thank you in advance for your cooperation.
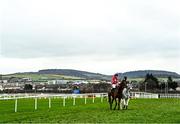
[0,93,108,112]
[130,92,159,98]
[0,92,180,112]
[159,93,180,98]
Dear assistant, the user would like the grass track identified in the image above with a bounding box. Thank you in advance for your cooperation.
[0,98,180,123]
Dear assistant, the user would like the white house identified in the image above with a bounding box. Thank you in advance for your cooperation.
[2,80,8,83]
[47,80,68,85]
[176,87,180,91]
[0,85,3,91]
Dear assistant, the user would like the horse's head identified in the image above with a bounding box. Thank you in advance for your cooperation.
[127,83,133,90]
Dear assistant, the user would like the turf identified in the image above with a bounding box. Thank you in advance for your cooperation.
[0,98,180,123]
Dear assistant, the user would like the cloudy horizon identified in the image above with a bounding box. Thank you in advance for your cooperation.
[0,0,180,75]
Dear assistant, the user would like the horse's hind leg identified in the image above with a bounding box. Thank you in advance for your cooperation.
[118,98,121,110]
[113,99,117,110]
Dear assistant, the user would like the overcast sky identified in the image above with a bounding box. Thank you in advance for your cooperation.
[0,0,180,75]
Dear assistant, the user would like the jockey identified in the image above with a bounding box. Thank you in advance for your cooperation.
[121,76,128,88]
[111,73,119,92]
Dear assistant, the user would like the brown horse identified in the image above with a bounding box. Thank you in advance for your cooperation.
[108,82,126,110]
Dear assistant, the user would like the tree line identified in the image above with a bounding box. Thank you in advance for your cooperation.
[139,73,178,92]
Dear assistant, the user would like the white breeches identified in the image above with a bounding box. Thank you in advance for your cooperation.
[112,84,117,88]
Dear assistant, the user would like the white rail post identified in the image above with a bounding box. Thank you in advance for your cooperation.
[35,98,37,110]
[107,94,108,102]
[93,94,95,103]
[101,94,103,103]
[73,97,76,106]
[15,99,18,112]
[49,98,51,108]
[63,97,66,106]
[85,96,87,104]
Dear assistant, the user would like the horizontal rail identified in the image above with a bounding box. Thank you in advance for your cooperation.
[1,92,180,100]
[0,93,108,100]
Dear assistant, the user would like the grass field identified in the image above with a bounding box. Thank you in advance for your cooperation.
[3,73,83,81]
[0,98,180,123]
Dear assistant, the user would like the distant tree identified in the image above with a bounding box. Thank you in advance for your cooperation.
[167,76,178,90]
[140,73,159,91]
[167,76,173,84]
[24,84,33,90]
[159,82,165,89]
[171,81,178,90]
[0,74,2,83]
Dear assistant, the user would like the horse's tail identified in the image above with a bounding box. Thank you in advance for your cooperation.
[108,92,111,103]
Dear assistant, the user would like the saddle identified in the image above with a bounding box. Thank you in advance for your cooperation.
[111,87,118,94]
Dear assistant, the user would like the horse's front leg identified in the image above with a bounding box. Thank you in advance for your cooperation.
[109,101,112,110]
[110,98,114,110]
[113,98,117,110]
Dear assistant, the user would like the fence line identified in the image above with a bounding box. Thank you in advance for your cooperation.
[159,93,180,98]
[1,92,180,113]
[1,92,180,101]
[0,93,107,100]
[0,93,108,112]
[131,92,180,99]
[130,92,159,99]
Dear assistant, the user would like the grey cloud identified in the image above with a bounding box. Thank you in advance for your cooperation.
[1,0,180,59]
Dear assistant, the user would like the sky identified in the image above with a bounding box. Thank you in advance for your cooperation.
[0,0,180,75]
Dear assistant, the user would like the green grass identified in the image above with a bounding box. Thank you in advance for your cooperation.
[3,73,83,81]
[0,98,180,123]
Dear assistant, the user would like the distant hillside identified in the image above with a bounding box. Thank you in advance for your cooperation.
[36,69,111,80]
[7,69,180,81]
[120,70,180,78]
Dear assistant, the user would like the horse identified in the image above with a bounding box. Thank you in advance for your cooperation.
[120,83,132,110]
[108,82,126,110]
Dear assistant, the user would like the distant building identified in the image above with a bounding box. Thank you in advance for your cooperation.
[7,77,32,83]
[47,80,68,85]
[176,87,180,91]
[22,78,32,82]
[0,85,3,91]
[2,80,8,83]
[4,86,22,90]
